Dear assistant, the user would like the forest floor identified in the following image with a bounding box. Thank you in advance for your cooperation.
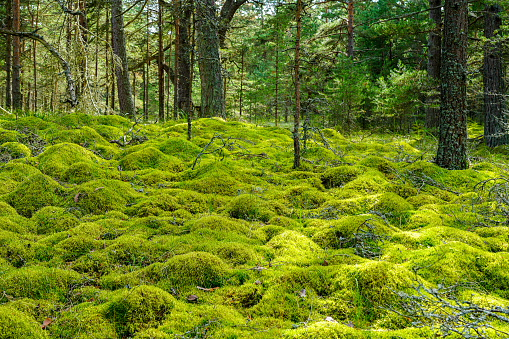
[0,113,508,338]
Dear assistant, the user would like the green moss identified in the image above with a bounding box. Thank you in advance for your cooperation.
[373,192,413,218]
[192,215,253,235]
[0,266,81,301]
[145,251,229,292]
[213,242,256,265]
[0,306,48,339]
[321,165,363,189]
[62,161,108,184]
[31,206,79,234]
[0,201,18,216]
[388,184,417,198]
[311,215,393,249]
[0,141,31,159]
[107,285,174,337]
[134,328,171,339]
[4,173,66,217]
[406,194,445,208]
[120,147,185,172]
[333,261,414,321]
[358,156,395,174]
[403,210,443,230]
[0,127,23,143]
[127,193,180,217]
[267,230,322,264]
[157,137,202,162]
[228,194,276,222]
[36,143,102,179]
[0,162,41,182]
[72,179,141,215]
[139,169,177,185]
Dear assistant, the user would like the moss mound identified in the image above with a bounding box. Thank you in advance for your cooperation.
[228,194,276,222]
[31,206,79,234]
[0,266,81,301]
[107,285,174,337]
[72,179,141,215]
[145,251,229,291]
[321,165,363,188]
[0,306,48,339]
[4,173,66,217]
[120,146,185,172]
[0,141,31,159]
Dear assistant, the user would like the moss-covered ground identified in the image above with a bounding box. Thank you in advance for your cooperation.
[0,114,508,338]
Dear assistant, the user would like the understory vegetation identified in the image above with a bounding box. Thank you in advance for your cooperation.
[0,113,508,338]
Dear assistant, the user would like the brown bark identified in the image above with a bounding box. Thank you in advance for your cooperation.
[484,4,506,147]
[347,0,354,59]
[111,0,135,118]
[293,0,302,169]
[12,0,21,111]
[425,0,442,130]
[176,0,192,115]
[144,6,149,119]
[4,0,12,109]
[78,0,88,97]
[196,0,225,118]
[218,0,248,48]
[435,0,468,170]
[158,0,165,121]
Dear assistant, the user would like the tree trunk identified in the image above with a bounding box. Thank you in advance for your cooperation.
[78,0,88,98]
[145,6,149,119]
[187,13,195,140]
[4,0,12,109]
[12,0,22,111]
[347,0,354,59]
[111,0,135,118]
[483,4,506,147]
[435,0,468,170]
[293,0,302,169]
[196,0,225,118]
[176,0,192,115]
[158,0,165,121]
[239,49,244,117]
[425,0,442,130]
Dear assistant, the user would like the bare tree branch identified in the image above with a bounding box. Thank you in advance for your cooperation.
[0,28,78,107]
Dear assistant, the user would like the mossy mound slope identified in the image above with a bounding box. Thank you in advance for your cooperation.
[0,114,507,338]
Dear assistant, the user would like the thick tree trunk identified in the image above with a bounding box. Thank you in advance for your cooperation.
[293,0,302,169]
[111,0,135,118]
[483,4,506,147]
[158,0,165,121]
[425,0,442,130]
[4,0,12,109]
[12,0,21,111]
[435,0,468,170]
[176,0,192,114]
[196,0,225,118]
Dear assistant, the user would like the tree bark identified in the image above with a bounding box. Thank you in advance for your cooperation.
[483,4,506,147]
[425,0,442,130]
[4,0,12,109]
[347,0,354,59]
[12,0,22,111]
[158,0,165,121]
[218,0,248,48]
[196,0,225,118]
[176,0,192,115]
[111,0,135,118]
[435,0,468,170]
[293,0,302,169]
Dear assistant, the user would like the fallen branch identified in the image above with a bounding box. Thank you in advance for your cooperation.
[0,28,78,107]
[109,116,147,147]
[192,134,250,170]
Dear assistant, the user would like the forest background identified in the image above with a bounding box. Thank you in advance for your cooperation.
[0,0,504,155]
